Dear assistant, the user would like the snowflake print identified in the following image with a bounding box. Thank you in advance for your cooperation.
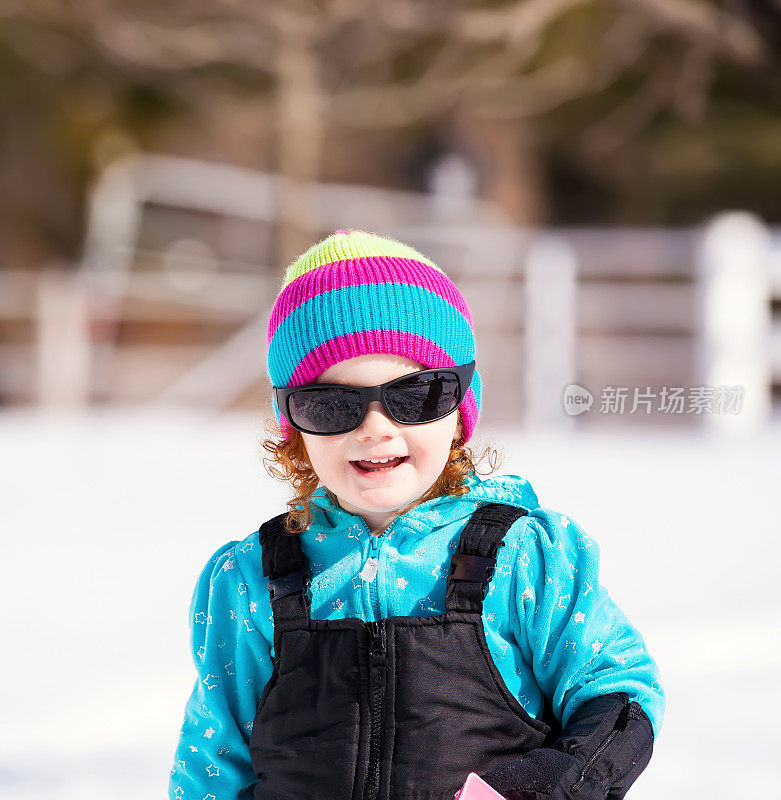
[229,609,237,621]
[520,586,534,601]
[243,721,253,732]
[486,612,497,622]
[592,639,603,655]
[495,563,511,576]
[332,598,344,610]
[572,611,586,623]
[189,745,198,752]
[249,601,257,613]
[203,727,215,738]
[217,747,230,756]
[222,559,234,571]
[517,553,530,568]
[414,545,428,559]
[396,577,408,589]
[316,532,327,542]
[560,515,569,529]
[317,576,333,589]
[578,534,594,549]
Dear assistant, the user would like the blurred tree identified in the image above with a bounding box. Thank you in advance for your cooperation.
[0,0,778,269]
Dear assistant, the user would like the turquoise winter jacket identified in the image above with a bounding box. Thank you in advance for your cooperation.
[168,472,665,799]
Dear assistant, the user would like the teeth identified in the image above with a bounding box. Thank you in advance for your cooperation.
[367,457,393,463]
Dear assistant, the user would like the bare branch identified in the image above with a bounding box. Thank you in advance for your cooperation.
[620,0,766,64]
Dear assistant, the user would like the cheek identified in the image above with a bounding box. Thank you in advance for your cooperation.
[302,437,344,476]
[410,418,458,465]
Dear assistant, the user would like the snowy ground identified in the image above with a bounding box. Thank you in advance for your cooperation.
[1,409,779,799]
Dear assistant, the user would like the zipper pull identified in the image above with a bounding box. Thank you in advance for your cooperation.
[368,620,387,665]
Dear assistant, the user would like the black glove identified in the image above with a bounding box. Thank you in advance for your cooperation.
[479,692,654,800]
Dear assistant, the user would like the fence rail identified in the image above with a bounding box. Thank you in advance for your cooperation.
[1,155,779,431]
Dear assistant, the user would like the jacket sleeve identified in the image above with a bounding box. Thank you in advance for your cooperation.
[480,509,665,799]
[168,541,274,800]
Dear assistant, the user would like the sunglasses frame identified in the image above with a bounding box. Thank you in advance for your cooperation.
[274,360,476,436]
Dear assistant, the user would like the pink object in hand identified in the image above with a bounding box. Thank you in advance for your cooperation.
[453,772,508,800]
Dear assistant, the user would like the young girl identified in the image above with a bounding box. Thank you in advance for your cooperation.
[169,230,665,800]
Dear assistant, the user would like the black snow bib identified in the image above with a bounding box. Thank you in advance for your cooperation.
[249,502,556,800]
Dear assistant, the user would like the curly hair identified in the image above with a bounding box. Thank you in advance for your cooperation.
[259,409,504,536]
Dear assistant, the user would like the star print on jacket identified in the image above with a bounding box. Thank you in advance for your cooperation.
[168,472,665,799]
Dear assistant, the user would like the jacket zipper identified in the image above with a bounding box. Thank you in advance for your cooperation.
[364,619,387,800]
[363,515,399,619]
[570,701,642,792]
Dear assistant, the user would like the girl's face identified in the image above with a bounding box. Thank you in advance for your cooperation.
[301,354,462,535]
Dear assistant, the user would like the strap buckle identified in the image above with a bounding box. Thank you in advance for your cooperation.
[267,567,312,603]
[448,554,496,598]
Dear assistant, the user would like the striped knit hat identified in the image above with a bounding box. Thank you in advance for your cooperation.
[266,229,481,442]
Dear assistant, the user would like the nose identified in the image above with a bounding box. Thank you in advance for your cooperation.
[357,400,398,437]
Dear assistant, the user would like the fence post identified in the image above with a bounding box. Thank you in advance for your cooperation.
[524,235,577,428]
[696,211,773,432]
[36,266,91,407]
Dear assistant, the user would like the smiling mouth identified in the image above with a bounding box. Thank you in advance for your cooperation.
[351,456,409,472]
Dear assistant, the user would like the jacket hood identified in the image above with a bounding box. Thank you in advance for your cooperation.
[305,472,540,536]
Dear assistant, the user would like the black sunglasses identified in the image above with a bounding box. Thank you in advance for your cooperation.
[274,361,476,436]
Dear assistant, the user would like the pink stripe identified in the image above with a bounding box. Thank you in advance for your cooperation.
[288,331,456,385]
[267,257,472,343]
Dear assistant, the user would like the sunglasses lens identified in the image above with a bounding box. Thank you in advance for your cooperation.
[385,371,462,423]
[288,387,363,434]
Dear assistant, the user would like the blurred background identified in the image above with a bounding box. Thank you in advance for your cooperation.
[1,1,780,798]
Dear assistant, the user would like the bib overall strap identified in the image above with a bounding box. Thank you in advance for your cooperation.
[258,512,312,626]
[445,503,528,614]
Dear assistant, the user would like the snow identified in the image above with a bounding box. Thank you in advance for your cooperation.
[1,409,778,799]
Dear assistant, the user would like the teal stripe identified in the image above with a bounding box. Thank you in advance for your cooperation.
[269,284,477,387]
